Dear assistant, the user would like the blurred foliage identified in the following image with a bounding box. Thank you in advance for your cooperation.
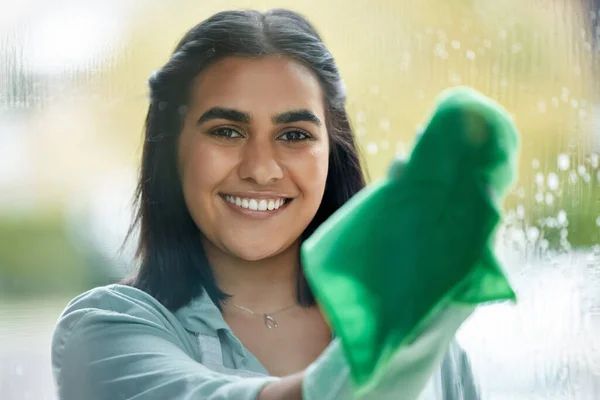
[0,214,114,297]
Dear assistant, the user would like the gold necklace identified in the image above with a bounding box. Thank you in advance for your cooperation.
[230,303,297,329]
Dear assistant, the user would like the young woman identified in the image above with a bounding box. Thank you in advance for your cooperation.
[51,9,478,400]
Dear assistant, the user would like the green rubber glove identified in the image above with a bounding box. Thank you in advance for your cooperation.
[302,87,520,398]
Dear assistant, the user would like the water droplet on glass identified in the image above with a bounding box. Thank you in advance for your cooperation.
[367,143,378,155]
[379,119,390,131]
[395,141,406,158]
[535,192,544,203]
[547,172,560,190]
[557,210,568,226]
[511,43,523,53]
[527,226,540,242]
[537,101,547,113]
[434,44,449,59]
[562,86,570,96]
[583,173,591,183]
[590,153,599,168]
[506,209,516,221]
[449,73,462,85]
[569,170,578,184]
[517,204,525,219]
[558,153,570,170]
[535,172,545,185]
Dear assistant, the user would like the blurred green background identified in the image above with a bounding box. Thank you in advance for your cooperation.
[1,1,599,399]
[1,0,598,298]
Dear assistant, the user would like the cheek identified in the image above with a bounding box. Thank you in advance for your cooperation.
[291,144,330,200]
[180,140,237,199]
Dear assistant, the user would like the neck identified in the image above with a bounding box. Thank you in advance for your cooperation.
[203,239,301,313]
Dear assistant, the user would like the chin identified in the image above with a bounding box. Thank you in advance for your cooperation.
[231,248,282,261]
[224,240,295,262]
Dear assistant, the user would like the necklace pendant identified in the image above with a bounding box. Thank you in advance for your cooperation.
[264,313,278,329]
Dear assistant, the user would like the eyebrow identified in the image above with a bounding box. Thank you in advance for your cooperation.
[273,109,322,126]
[197,107,250,124]
[196,107,322,127]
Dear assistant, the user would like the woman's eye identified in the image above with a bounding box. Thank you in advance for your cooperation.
[279,130,311,142]
[210,127,243,139]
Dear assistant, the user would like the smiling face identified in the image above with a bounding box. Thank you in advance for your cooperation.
[178,56,330,262]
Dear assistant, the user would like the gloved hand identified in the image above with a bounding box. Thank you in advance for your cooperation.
[301,87,520,399]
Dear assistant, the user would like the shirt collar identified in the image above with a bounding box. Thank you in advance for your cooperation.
[174,289,231,335]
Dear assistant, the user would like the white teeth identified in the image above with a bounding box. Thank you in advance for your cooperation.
[223,195,287,211]
[248,199,258,211]
[258,199,268,211]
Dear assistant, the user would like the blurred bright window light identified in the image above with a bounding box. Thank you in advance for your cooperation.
[19,3,128,75]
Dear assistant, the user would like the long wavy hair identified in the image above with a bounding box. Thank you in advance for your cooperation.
[122,9,366,311]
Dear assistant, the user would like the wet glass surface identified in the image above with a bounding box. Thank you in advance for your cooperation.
[1,0,599,399]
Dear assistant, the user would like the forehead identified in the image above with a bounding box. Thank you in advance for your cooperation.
[189,56,325,115]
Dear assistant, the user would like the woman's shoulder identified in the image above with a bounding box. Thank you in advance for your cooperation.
[53,284,178,344]
[59,284,166,318]
[51,285,193,368]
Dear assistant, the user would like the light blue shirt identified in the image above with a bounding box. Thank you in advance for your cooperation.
[51,284,478,400]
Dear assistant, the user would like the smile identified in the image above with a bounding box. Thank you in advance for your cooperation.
[220,194,291,212]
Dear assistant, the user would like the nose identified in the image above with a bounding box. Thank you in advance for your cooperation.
[238,137,284,185]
